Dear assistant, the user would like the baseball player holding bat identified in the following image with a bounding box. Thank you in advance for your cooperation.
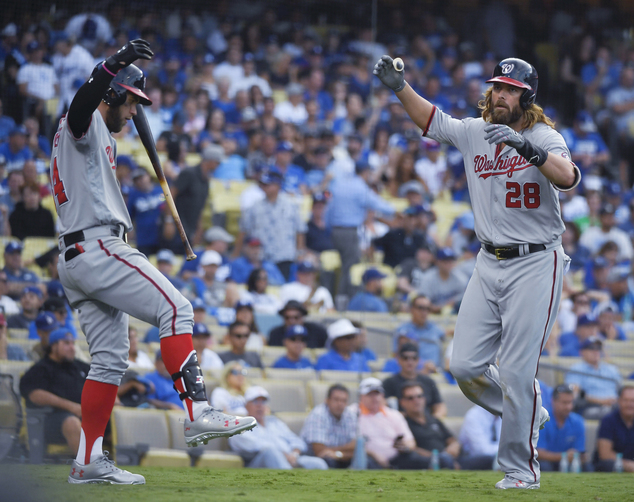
[374,55,580,489]
[51,39,255,485]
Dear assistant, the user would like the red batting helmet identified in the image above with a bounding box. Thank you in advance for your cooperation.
[97,63,152,107]
[486,58,538,110]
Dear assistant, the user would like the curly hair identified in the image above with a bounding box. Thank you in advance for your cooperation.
[478,87,555,129]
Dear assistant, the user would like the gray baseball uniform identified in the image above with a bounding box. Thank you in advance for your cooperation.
[424,106,577,483]
[51,109,193,386]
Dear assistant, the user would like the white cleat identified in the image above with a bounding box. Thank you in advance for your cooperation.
[184,406,257,447]
[495,476,540,490]
[68,453,145,484]
[539,406,550,430]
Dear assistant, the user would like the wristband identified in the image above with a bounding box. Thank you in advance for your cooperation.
[515,139,548,167]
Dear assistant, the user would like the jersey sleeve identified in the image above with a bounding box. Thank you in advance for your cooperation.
[535,126,581,192]
[423,106,471,151]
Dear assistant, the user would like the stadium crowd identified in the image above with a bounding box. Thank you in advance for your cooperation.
[1,1,634,472]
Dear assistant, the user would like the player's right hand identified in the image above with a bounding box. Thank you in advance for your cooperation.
[106,39,154,69]
[373,55,406,92]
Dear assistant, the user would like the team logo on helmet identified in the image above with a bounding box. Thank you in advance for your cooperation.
[501,64,514,74]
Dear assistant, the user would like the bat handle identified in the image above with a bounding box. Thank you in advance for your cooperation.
[393,57,404,72]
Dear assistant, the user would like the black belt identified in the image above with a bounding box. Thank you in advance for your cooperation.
[63,227,124,247]
[483,243,546,260]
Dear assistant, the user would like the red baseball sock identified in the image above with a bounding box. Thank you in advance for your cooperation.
[160,334,208,421]
[77,380,118,465]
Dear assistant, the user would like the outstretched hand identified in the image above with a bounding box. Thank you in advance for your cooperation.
[373,55,406,92]
[106,39,154,69]
[483,123,525,150]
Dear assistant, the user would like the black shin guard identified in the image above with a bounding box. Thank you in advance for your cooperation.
[171,352,208,402]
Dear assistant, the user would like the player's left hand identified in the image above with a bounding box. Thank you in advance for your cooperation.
[483,123,525,150]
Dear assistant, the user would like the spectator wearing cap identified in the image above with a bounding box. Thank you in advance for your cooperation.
[301,384,357,469]
[228,237,285,286]
[35,247,60,283]
[0,126,33,174]
[584,255,611,291]
[326,134,368,181]
[179,226,235,281]
[305,192,334,253]
[596,301,627,341]
[126,326,154,371]
[280,260,334,313]
[7,286,43,329]
[9,182,55,240]
[187,250,239,309]
[560,111,610,175]
[272,325,314,369]
[415,248,467,314]
[347,269,389,313]
[274,83,308,125]
[143,350,187,410]
[0,312,28,360]
[537,384,589,472]
[213,134,246,181]
[559,313,601,357]
[0,269,19,316]
[238,167,307,281]
[275,141,307,195]
[229,385,328,470]
[0,170,25,217]
[126,168,164,257]
[446,211,478,257]
[191,322,224,370]
[372,207,428,269]
[382,341,446,418]
[595,385,634,472]
[579,204,633,261]
[565,337,622,419]
[155,249,186,291]
[326,161,395,298]
[356,377,426,470]
[172,144,224,243]
[219,321,263,369]
[29,296,78,341]
[268,300,328,348]
[29,311,59,361]
[19,328,89,455]
[315,319,370,372]
[399,294,446,366]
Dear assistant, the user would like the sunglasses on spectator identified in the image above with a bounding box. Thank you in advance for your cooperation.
[287,336,306,343]
[230,368,248,376]
[403,393,425,400]
[399,354,419,361]
[284,315,302,321]
[231,333,250,339]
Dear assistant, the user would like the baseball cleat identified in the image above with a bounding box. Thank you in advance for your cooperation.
[539,406,550,430]
[68,453,145,484]
[495,476,540,490]
[184,406,257,447]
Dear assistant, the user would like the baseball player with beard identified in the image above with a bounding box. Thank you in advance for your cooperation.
[374,56,580,489]
[51,39,255,485]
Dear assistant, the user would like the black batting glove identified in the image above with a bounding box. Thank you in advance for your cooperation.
[373,55,406,93]
[484,123,548,167]
[105,39,154,71]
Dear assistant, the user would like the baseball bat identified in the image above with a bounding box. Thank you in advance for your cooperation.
[133,104,197,261]
[393,57,404,72]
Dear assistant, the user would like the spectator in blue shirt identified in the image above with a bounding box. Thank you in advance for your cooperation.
[560,111,610,175]
[393,295,445,369]
[0,126,33,173]
[348,268,389,313]
[595,385,634,472]
[127,169,164,257]
[315,319,370,372]
[559,313,600,357]
[155,249,186,291]
[275,141,307,195]
[228,237,285,286]
[144,350,183,410]
[213,136,245,180]
[352,321,376,363]
[3,241,40,300]
[272,325,314,370]
[537,384,589,471]
[305,192,334,253]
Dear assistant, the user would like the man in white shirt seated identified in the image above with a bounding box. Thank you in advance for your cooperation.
[229,386,328,470]
[279,260,334,313]
[459,405,502,470]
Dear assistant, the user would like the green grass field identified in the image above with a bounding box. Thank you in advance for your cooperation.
[1,466,631,502]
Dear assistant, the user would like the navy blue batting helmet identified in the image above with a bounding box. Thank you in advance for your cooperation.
[486,58,538,109]
[96,63,152,107]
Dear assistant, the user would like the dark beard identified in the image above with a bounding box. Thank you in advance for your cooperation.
[105,106,126,133]
[491,104,523,125]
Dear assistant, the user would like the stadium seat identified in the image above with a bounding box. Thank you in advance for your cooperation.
[319,370,370,383]
[111,408,190,467]
[7,329,29,340]
[249,378,308,413]
[0,361,33,396]
[264,367,317,383]
[320,250,341,272]
[439,385,474,417]
[275,411,309,435]
[307,381,359,409]
[261,346,287,367]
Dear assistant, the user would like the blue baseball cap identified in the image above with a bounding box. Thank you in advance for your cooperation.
[592,256,608,269]
[458,212,475,230]
[312,192,328,204]
[355,161,372,174]
[192,322,211,337]
[285,324,308,339]
[404,205,426,216]
[235,300,253,311]
[577,313,598,327]
[297,260,317,273]
[191,298,206,311]
[48,328,74,345]
[156,249,175,263]
[22,286,43,298]
[362,268,386,284]
[5,241,23,254]
[436,247,457,260]
[276,141,294,153]
[47,280,66,299]
[580,336,602,350]
[9,125,27,136]
[35,311,59,331]
[259,167,283,185]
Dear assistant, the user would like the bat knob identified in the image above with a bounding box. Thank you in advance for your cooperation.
[393,57,404,71]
